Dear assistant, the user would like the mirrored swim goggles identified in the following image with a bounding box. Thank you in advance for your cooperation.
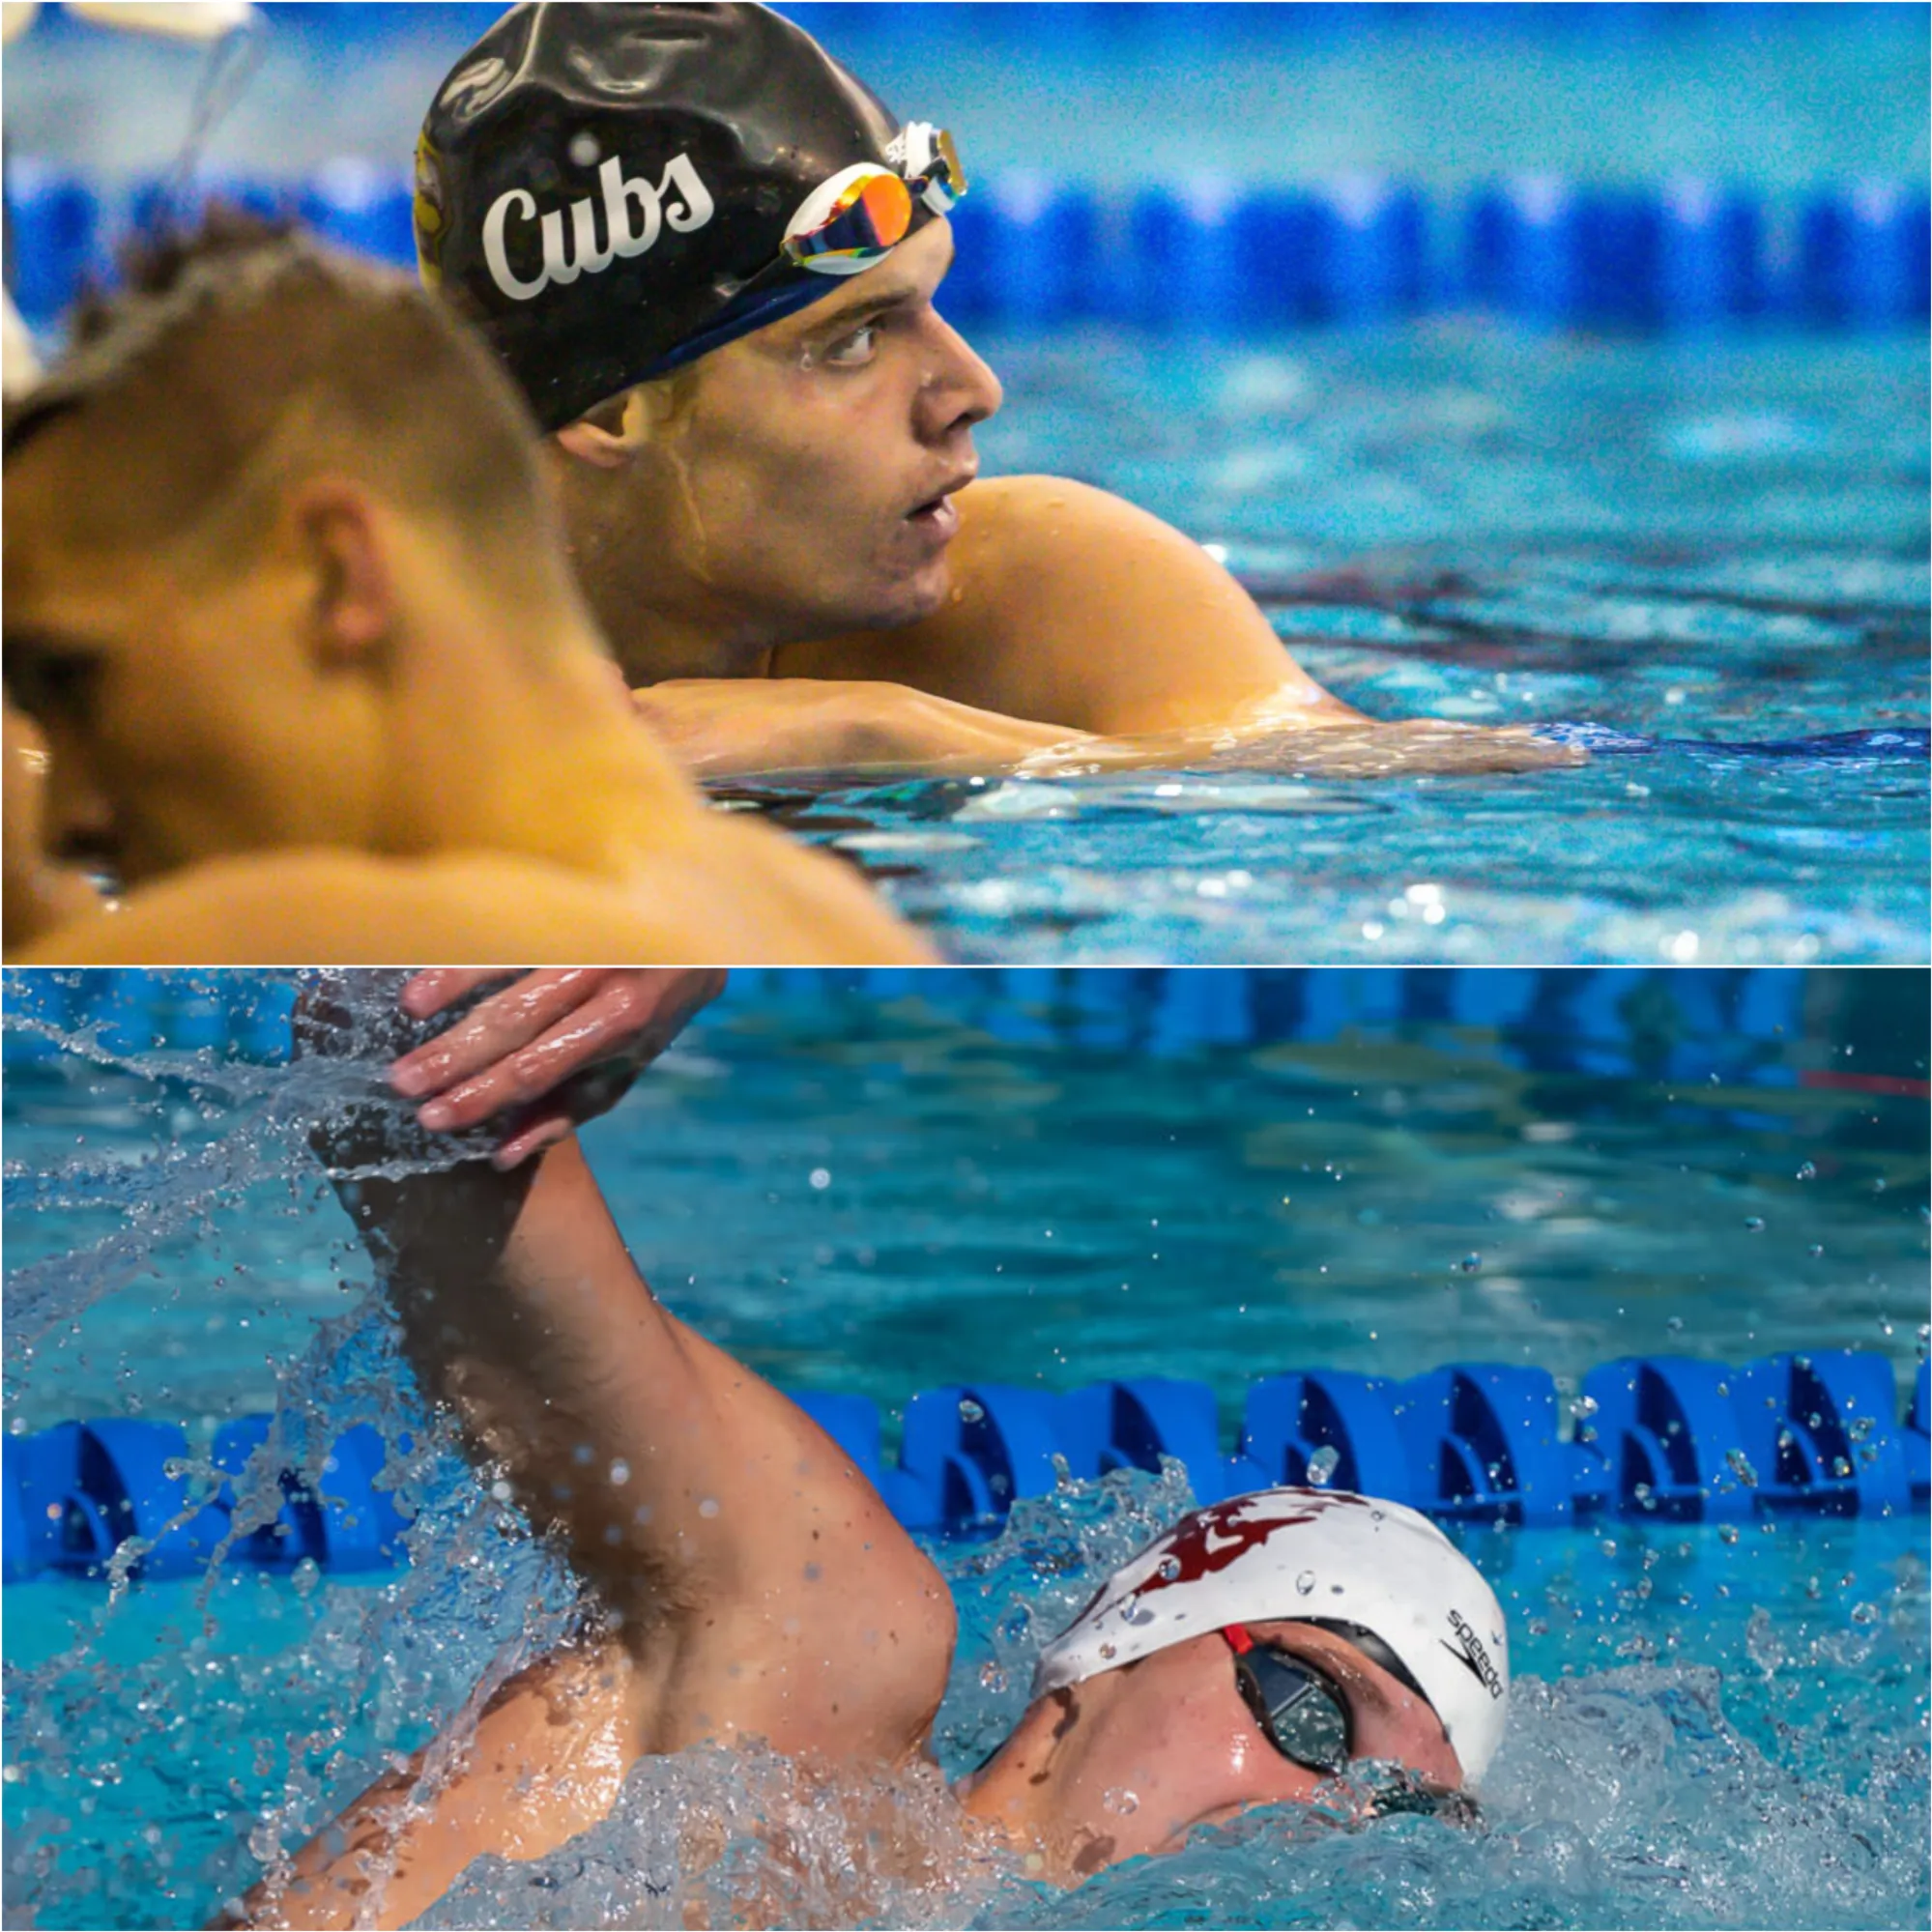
[1223,1619,1473,1821]
[781,123,966,275]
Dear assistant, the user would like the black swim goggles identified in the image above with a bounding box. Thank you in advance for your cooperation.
[1224,1624,1354,1774]
[1223,1623,1479,1823]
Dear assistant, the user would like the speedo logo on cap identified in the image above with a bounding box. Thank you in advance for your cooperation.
[1443,1608,1505,1699]
[481,152,715,303]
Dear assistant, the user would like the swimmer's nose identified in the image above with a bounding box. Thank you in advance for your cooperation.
[915,309,1003,443]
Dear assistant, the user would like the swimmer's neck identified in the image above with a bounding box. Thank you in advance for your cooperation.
[609,589,783,684]
[376,576,708,879]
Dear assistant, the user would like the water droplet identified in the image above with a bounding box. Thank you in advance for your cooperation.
[1295,1570,1317,1596]
[958,1397,985,1424]
[1098,1641,1117,1660]
[1666,1315,1684,1333]
[979,1660,1008,1691]
[1850,1602,1880,1627]
[698,1496,720,1518]
[1744,1216,1766,1232]
[490,1479,512,1503]
[809,1168,831,1190]
[1457,1253,1482,1273]
[608,1458,630,1485]
[1807,1244,1825,1258]
[1306,1444,1341,1487]
[1103,1788,1140,1815]
[290,1557,320,1599]
[1718,1523,1740,1544]
[567,130,601,167]
[1157,1554,1182,1581]
[1796,1161,1817,1181]
[1725,1449,1759,1488]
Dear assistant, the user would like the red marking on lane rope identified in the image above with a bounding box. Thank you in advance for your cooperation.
[1800,1071,1930,1099]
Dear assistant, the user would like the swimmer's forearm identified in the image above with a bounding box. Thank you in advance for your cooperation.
[634,676,1088,779]
[337,1137,724,1623]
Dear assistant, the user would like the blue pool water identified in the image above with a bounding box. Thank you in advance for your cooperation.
[736,326,1929,965]
[3,6,1925,968]
[4,971,1928,1926]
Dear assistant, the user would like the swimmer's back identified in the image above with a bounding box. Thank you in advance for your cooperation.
[11,824,933,965]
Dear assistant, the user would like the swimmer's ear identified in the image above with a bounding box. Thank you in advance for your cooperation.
[554,389,643,470]
[288,479,394,667]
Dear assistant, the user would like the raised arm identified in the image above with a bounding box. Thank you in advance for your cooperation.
[243,975,953,1928]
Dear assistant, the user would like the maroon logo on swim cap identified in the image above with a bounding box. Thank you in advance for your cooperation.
[1129,1490,1369,1600]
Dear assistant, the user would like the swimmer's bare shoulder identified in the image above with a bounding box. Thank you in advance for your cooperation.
[777,474,1347,735]
[219,1643,643,1932]
[10,834,934,966]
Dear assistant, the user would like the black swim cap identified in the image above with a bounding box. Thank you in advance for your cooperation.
[416,2,934,433]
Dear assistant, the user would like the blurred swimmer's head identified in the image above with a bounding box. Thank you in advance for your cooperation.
[964,1490,1507,1876]
[3,212,603,887]
[420,2,1003,677]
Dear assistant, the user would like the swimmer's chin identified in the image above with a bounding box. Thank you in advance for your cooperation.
[862,557,956,631]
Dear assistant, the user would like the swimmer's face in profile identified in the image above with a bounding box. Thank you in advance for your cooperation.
[555,219,1004,672]
[4,414,397,886]
[964,1617,1463,1875]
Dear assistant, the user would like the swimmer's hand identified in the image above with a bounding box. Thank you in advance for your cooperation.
[388,968,726,1168]
[631,677,1086,780]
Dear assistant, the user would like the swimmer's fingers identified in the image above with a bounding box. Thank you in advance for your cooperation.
[390,969,608,1102]
[402,970,726,1142]
[398,968,513,1021]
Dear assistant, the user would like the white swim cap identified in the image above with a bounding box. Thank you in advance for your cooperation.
[1030,1487,1511,1783]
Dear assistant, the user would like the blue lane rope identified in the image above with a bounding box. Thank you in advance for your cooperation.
[7,1352,1926,1582]
[0,966,1883,1089]
[6,164,1926,334]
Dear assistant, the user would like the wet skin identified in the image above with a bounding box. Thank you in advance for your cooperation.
[259,1111,1467,1928]
[3,430,927,964]
[962,1619,1462,1879]
[558,219,1581,779]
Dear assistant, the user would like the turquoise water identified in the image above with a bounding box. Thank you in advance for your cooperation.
[4,973,1927,1926]
[740,327,1929,965]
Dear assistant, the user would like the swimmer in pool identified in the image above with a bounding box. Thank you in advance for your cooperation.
[1,219,926,966]
[416,3,1581,784]
[234,969,1510,1928]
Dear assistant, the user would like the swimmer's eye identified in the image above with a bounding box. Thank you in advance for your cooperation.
[821,320,880,368]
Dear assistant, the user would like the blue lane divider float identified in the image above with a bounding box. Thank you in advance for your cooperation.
[8,1350,1923,1582]
[7,163,1925,334]
[0,966,1863,1092]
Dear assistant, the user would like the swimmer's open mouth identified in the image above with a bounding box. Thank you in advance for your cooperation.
[906,467,975,524]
